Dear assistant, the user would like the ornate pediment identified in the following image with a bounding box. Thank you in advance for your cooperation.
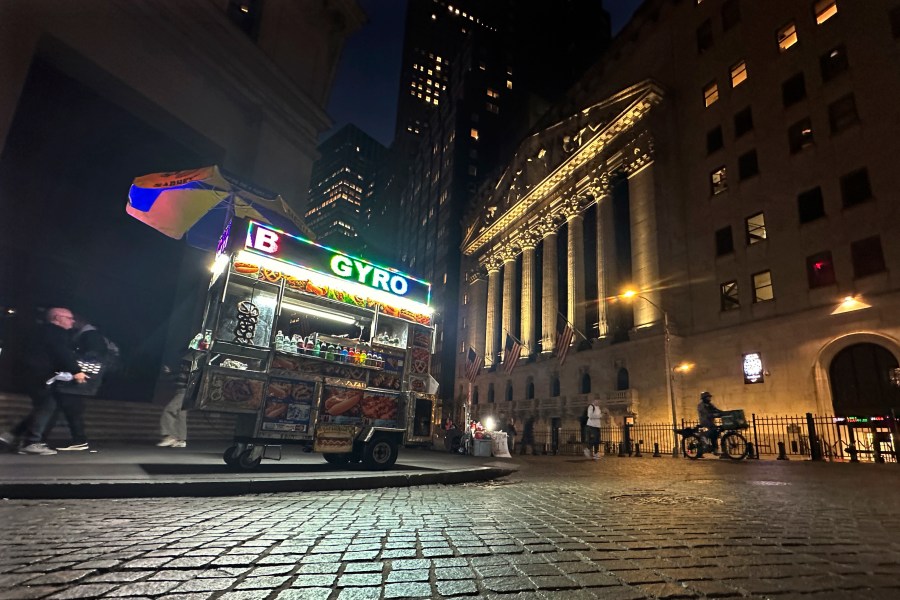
[462,79,665,256]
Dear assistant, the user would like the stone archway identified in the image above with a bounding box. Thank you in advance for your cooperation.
[813,332,900,415]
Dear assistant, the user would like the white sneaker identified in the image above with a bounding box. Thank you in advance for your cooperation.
[57,443,90,451]
[18,443,57,455]
[170,440,186,448]
[592,453,601,460]
[157,437,179,447]
[583,448,592,459]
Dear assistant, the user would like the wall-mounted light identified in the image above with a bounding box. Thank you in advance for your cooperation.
[831,295,872,315]
[674,362,695,374]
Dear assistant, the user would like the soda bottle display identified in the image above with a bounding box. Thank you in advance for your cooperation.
[340,346,349,362]
[348,347,356,363]
[359,349,367,365]
[189,333,203,350]
[274,330,284,351]
[314,339,321,356]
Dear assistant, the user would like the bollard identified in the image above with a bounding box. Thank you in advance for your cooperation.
[634,441,642,457]
[846,442,859,463]
[806,413,823,461]
[618,441,627,457]
[777,441,789,460]
[652,442,661,457]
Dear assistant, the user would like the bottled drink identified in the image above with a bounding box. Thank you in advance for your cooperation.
[325,344,334,361]
[314,339,321,357]
[340,346,349,362]
[189,333,203,350]
[348,347,356,363]
[274,330,284,351]
[199,330,212,351]
[359,349,367,365]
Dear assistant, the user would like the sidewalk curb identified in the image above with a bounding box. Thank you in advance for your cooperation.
[0,466,516,500]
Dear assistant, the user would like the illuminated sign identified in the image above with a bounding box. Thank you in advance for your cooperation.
[244,222,430,305]
[742,352,764,384]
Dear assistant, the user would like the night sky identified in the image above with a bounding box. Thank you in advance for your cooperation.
[325,0,646,147]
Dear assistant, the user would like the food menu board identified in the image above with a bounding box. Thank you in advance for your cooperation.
[368,348,405,390]
[260,378,315,437]
[314,424,355,453]
[360,391,400,427]
[198,369,265,414]
[320,384,365,425]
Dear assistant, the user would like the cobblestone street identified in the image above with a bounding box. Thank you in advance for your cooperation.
[3,456,900,599]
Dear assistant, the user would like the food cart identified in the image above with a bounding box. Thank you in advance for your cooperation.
[183,218,439,470]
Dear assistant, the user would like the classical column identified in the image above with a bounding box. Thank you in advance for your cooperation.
[467,267,488,359]
[563,197,586,336]
[519,231,539,358]
[539,219,559,353]
[483,254,503,367]
[500,245,519,362]
[594,180,613,338]
[627,157,661,327]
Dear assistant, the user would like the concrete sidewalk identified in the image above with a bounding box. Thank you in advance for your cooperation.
[0,442,516,499]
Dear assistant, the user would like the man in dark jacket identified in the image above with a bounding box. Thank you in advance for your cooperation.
[697,391,722,454]
[0,308,87,455]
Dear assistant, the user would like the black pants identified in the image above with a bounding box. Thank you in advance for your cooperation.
[14,385,59,445]
[45,395,88,444]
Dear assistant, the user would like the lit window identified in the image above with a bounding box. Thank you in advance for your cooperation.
[745,213,766,245]
[703,81,719,107]
[470,128,479,140]
[487,88,499,98]
[814,0,837,25]
[777,22,798,51]
[506,80,513,89]
[806,251,836,288]
[752,270,774,302]
[730,60,748,87]
[431,13,436,20]
[711,166,727,195]
[720,280,740,312]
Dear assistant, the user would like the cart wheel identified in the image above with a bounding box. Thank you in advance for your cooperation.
[322,453,351,466]
[223,446,240,467]
[362,436,398,471]
[238,448,262,470]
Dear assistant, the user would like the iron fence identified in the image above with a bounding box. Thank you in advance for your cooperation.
[509,413,897,462]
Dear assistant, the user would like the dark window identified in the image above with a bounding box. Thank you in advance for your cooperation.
[551,377,560,397]
[715,226,734,256]
[580,373,591,394]
[487,383,495,403]
[616,368,629,391]
[806,251,837,288]
[226,0,263,39]
[722,0,741,30]
[788,117,815,153]
[828,94,860,133]
[892,7,900,39]
[820,45,849,82]
[473,386,479,405]
[506,382,513,401]
[711,166,728,195]
[782,73,806,107]
[697,19,714,53]
[738,150,759,180]
[798,187,826,223]
[720,280,740,312]
[525,380,534,399]
[734,106,753,137]
[840,168,873,208]
[851,236,886,279]
[707,126,724,154]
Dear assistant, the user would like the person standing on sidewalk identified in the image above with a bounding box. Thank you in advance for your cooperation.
[0,307,87,455]
[157,350,191,448]
[583,401,603,460]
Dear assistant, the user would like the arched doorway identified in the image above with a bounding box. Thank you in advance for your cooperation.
[829,343,900,416]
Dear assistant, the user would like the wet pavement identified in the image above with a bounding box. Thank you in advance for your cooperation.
[2,452,900,599]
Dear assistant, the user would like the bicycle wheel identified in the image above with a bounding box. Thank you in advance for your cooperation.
[682,434,703,460]
[721,432,749,460]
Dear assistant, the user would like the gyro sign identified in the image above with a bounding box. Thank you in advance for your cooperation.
[244,221,431,305]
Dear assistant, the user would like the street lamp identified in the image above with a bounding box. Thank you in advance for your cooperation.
[621,289,679,457]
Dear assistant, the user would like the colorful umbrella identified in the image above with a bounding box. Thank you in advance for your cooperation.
[126,165,314,250]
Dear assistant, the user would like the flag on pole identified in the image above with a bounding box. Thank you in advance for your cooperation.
[465,347,483,382]
[503,333,523,375]
[557,323,575,367]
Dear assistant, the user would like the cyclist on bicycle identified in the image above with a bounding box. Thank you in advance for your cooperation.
[697,391,722,454]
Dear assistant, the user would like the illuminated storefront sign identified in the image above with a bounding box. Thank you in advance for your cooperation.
[244,221,431,305]
[742,352,764,384]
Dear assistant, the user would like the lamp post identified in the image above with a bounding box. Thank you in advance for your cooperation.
[621,290,679,457]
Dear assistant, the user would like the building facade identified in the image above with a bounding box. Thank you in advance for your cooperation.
[458,0,900,434]
[306,124,386,254]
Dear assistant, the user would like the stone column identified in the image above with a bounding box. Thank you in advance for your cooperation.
[563,198,586,336]
[467,268,488,359]
[500,246,518,362]
[483,255,503,368]
[519,231,539,358]
[539,220,559,353]
[594,181,613,338]
[627,158,661,327]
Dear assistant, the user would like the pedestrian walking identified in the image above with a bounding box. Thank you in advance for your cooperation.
[157,350,192,448]
[583,401,603,460]
[505,418,517,454]
[0,307,88,455]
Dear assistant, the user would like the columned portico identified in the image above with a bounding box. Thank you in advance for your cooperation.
[484,256,503,367]
[519,231,539,357]
[563,199,586,336]
[627,160,661,327]
[500,247,518,362]
[540,221,559,353]
[467,269,488,359]
[595,183,613,338]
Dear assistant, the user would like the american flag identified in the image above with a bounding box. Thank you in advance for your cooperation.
[503,333,523,375]
[557,323,575,367]
[465,347,483,383]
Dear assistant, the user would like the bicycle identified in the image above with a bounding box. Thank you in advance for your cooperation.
[678,409,750,460]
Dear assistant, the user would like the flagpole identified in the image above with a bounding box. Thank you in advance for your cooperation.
[557,311,589,342]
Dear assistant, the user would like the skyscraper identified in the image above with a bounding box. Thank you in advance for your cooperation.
[306,124,386,254]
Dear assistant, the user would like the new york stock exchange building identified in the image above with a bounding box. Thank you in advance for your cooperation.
[454,0,900,451]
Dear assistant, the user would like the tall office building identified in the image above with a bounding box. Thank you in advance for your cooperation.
[389,0,611,412]
[458,0,900,435]
[306,124,386,254]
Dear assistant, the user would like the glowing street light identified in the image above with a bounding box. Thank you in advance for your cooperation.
[621,288,679,457]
